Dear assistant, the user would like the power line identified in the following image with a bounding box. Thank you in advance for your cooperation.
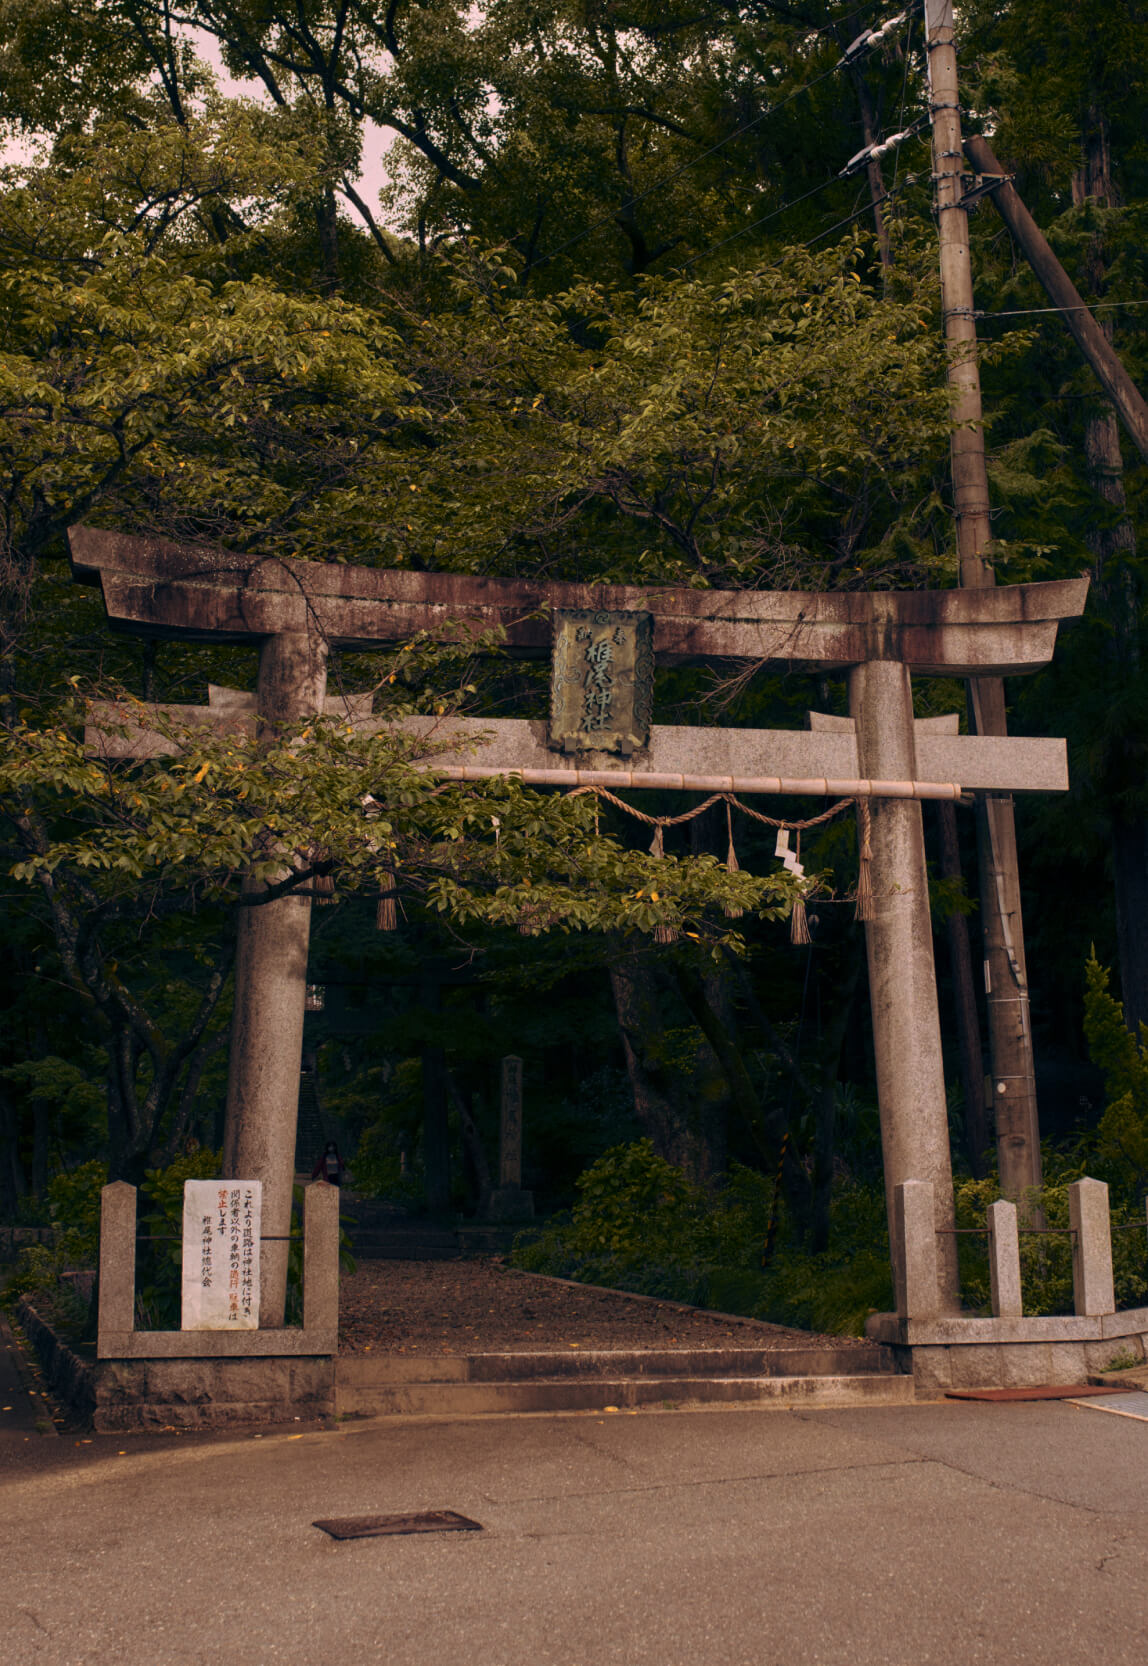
[976,299,1148,320]
[683,174,853,270]
[530,63,844,273]
[680,20,925,272]
[528,4,914,275]
[800,171,920,247]
[840,114,928,177]
[680,143,928,276]
[890,9,916,197]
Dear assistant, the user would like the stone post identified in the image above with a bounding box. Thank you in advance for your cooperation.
[1069,1177,1115,1317]
[850,660,959,1309]
[894,1181,940,1319]
[224,627,328,1327]
[987,1198,1023,1318]
[488,1055,534,1222]
[500,1055,523,1187]
[98,1182,137,1342]
[302,1180,340,1338]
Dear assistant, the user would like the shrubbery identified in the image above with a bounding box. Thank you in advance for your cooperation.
[512,1139,894,1336]
[4,1151,221,1334]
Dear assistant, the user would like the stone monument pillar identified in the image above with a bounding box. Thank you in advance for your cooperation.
[850,658,959,1311]
[223,627,328,1326]
[487,1055,534,1222]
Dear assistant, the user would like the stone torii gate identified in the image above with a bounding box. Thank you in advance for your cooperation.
[69,525,1088,1323]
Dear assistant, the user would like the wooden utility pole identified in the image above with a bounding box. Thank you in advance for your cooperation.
[923,0,1042,1198]
[964,132,1148,1035]
[964,133,1148,466]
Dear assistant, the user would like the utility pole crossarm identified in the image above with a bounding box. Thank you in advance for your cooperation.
[964,133,1148,467]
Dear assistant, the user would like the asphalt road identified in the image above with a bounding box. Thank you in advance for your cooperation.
[2,1397,1147,1666]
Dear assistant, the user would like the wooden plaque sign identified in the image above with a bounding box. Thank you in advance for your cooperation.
[549,608,654,755]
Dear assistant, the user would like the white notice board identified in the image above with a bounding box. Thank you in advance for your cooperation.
[181,1179,262,1330]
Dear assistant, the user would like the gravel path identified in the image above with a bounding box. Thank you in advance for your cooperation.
[338,1257,867,1355]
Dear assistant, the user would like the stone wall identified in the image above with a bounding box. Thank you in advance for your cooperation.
[18,1298,335,1431]
[17,1300,97,1422]
[94,1355,335,1432]
[0,1226,54,1261]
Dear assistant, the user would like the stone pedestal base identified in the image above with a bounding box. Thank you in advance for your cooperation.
[484,1186,535,1223]
[866,1308,1148,1397]
[18,1300,335,1430]
[93,1355,335,1431]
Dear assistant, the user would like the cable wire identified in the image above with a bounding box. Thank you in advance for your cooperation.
[527,3,916,276]
[976,299,1148,319]
[683,173,854,270]
[890,9,916,197]
[681,21,926,273]
[801,168,921,248]
[530,59,846,274]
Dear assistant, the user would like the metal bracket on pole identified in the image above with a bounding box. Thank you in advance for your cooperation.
[961,171,1013,206]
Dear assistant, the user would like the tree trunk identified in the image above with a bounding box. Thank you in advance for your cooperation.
[851,66,891,271]
[1113,819,1148,1035]
[446,1067,492,1215]
[420,977,451,1213]
[159,1031,229,1165]
[608,958,727,1188]
[1074,102,1148,1034]
[670,961,818,1233]
[31,1093,49,1198]
[316,186,341,294]
[421,1045,451,1213]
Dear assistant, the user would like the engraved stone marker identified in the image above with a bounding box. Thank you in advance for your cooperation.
[549,609,654,755]
[181,1179,261,1330]
[488,1055,533,1222]
[500,1055,523,1188]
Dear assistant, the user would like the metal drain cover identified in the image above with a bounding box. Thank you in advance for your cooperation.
[313,1511,483,1540]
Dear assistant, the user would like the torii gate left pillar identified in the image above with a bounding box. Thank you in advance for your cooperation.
[224,629,328,1324]
[851,660,957,1303]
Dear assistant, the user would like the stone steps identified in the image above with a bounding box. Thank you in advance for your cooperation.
[335,1345,912,1417]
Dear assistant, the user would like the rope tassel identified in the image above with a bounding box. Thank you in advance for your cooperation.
[649,823,665,859]
[789,897,811,945]
[854,799,875,922]
[789,832,811,944]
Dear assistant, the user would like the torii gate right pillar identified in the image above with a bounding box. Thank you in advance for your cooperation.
[851,659,960,1310]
